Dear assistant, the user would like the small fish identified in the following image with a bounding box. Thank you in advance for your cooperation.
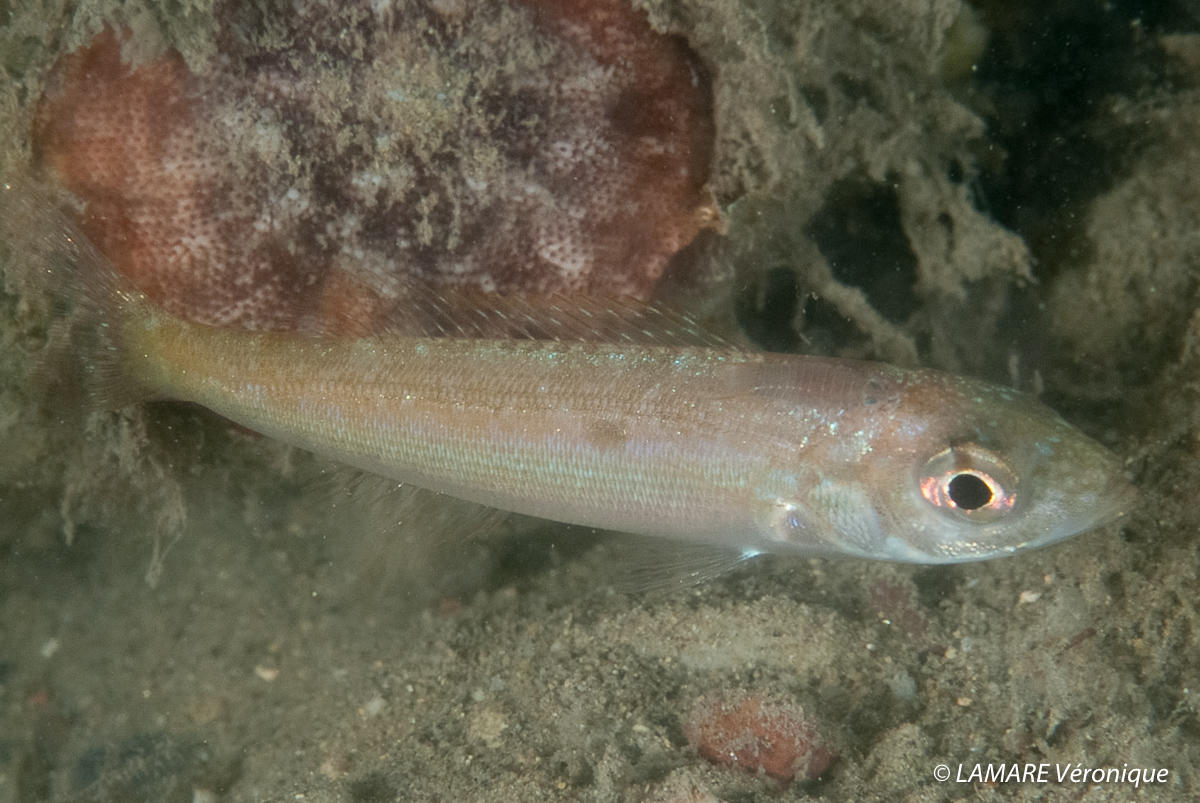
[2,179,1136,565]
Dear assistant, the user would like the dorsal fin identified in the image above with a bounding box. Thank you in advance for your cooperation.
[310,270,748,350]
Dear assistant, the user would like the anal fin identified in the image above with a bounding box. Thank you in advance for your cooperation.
[602,536,761,598]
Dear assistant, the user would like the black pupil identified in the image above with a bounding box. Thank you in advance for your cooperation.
[948,473,993,510]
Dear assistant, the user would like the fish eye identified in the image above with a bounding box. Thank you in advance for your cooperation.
[918,444,1019,521]
[947,471,993,510]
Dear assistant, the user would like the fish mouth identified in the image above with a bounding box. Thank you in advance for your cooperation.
[1026,467,1138,554]
[887,469,1138,566]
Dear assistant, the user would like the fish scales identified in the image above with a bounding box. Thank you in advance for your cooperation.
[137,320,812,543]
[124,308,1134,563]
[2,179,1136,564]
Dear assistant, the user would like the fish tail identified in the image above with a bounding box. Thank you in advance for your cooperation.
[1,174,155,409]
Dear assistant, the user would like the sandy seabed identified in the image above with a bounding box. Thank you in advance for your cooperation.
[1,0,1197,800]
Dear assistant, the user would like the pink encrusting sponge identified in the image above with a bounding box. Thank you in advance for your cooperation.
[32,0,719,332]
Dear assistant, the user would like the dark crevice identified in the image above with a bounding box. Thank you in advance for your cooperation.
[969,0,1192,274]
[805,177,919,325]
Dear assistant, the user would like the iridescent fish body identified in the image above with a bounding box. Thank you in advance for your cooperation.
[3,181,1136,563]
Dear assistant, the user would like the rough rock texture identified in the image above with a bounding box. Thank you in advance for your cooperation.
[1,1,1197,801]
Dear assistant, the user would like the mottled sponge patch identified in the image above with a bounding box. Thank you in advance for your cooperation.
[32,0,717,331]
[683,692,835,784]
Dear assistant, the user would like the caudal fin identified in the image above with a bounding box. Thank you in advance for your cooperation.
[0,174,152,409]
